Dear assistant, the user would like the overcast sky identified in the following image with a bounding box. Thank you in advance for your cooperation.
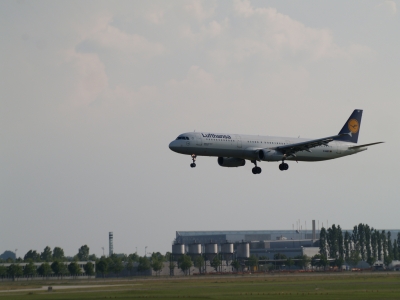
[1,0,399,258]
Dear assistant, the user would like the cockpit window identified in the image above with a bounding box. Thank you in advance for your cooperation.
[176,136,189,140]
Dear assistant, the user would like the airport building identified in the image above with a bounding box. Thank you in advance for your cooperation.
[174,229,320,261]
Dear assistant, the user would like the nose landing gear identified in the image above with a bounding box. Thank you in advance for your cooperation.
[251,160,262,174]
[190,154,197,168]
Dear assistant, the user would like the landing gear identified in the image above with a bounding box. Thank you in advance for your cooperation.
[251,160,262,174]
[190,154,197,168]
[279,162,289,171]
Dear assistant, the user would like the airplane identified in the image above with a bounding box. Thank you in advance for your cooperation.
[168,110,383,174]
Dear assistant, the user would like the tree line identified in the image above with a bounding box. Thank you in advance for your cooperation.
[318,223,400,268]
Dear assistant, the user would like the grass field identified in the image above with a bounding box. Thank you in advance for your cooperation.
[1,272,400,299]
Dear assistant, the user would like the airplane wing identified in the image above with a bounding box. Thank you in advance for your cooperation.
[275,133,349,158]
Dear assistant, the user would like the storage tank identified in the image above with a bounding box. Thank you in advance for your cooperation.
[236,242,250,259]
[188,242,202,259]
[204,242,218,261]
[172,243,185,255]
[220,242,234,261]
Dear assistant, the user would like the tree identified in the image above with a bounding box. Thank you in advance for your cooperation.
[273,253,287,268]
[344,231,351,262]
[194,256,204,274]
[393,239,399,261]
[51,261,68,278]
[151,259,164,276]
[387,232,393,262]
[37,263,52,278]
[77,245,90,261]
[294,255,310,270]
[338,225,344,261]
[248,255,258,271]
[367,256,376,267]
[88,254,97,261]
[68,262,81,278]
[137,257,151,274]
[231,260,240,271]
[23,261,36,279]
[311,254,327,270]
[109,256,124,276]
[210,256,221,272]
[129,253,139,262]
[96,259,108,278]
[126,259,134,276]
[347,250,361,268]
[319,227,327,257]
[24,250,40,262]
[376,231,382,260]
[365,225,372,262]
[327,224,338,259]
[84,262,95,276]
[7,264,23,281]
[286,258,294,270]
[371,228,378,262]
[178,254,192,275]
[52,247,65,261]
[0,265,6,280]
[40,246,52,262]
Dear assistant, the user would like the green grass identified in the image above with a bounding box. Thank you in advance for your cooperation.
[1,272,400,299]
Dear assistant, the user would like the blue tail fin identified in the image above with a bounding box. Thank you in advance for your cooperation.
[335,109,363,143]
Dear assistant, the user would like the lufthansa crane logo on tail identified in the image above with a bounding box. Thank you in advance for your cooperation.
[348,119,359,134]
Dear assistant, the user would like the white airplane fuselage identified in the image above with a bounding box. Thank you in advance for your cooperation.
[169,132,367,162]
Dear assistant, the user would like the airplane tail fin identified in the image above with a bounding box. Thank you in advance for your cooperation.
[335,109,363,143]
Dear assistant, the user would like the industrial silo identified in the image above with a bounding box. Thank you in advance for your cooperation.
[171,243,185,261]
[187,242,202,259]
[220,242,234,262]
[236,242,250,259]
[204,242,218,261]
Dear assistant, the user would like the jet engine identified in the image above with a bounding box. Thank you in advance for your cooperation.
[218,157,246,167]
[242,148,265,161]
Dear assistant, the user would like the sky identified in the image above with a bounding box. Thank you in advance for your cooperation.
[1,0,399,258]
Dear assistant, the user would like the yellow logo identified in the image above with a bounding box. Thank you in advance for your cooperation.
[348,119,359,134]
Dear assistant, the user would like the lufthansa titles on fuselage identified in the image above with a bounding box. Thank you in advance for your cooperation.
[201,133,231,139]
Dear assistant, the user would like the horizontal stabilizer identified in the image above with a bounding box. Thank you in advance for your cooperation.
[348,142,384,149]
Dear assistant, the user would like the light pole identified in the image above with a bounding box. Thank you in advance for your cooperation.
[135,247,137,254]
[145,246,147,257]
[15,249,17,261]
[102,247,104,256]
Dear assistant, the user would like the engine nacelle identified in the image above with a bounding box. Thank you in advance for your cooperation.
[242,148,265,161]
[260,149,283,161]
[218,157,246,167]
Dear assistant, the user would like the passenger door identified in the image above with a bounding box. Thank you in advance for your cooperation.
[196,133,203,146]
[236,135,242,148]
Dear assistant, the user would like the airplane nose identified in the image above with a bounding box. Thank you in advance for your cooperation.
[169,141,177,151]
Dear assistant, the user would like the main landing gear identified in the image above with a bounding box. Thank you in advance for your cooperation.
[279,161,289,171]
[251,160,262,174]
[190,154,197,168]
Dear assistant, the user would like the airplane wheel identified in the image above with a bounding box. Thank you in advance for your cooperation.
[284,163,289,170]
[252,167,257,174]
[256,167,262,174]
[190,163,196,168]
[279,164,284,171]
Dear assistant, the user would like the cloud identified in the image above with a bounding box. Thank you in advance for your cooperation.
[378,1,397,15]
[145,6,164,24]
[184,0,217,20]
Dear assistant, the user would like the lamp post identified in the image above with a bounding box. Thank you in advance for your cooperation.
[102,247,104,256]
[145,246,147,258]
[15,249,17,261]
